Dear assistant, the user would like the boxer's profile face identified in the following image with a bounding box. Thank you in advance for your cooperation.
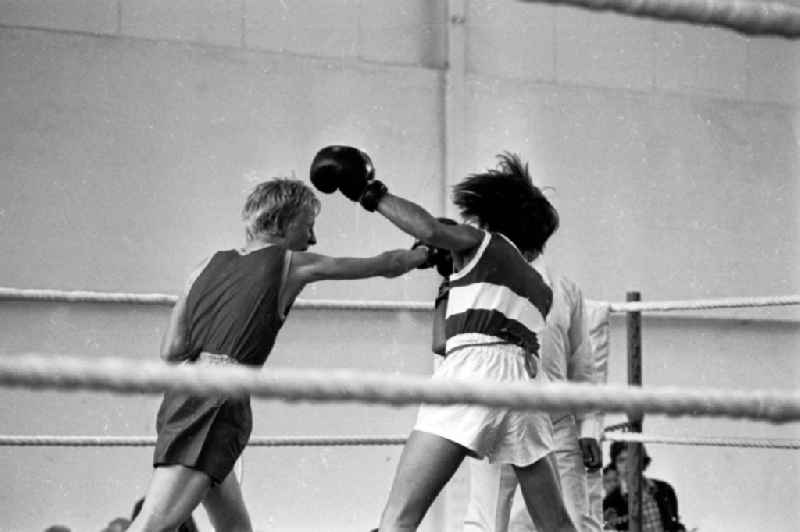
[285,207,317,251]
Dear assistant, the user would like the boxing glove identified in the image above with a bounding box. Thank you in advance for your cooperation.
[412,217,457,277]
[309,145,387,211]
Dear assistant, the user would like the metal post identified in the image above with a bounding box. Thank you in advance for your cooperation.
[626,291,643,532]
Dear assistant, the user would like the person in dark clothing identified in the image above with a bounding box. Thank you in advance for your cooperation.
[602,442,686,531]
[127,177,428,532]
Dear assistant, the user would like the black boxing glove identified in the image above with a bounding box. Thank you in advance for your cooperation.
[309,145,372,198]
[309,145,387,211]
[413,245,453,277]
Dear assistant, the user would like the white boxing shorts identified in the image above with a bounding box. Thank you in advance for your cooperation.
[414,340,554,466]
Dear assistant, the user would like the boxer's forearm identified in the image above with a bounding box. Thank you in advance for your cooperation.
[376,192,439,242]
[377,193,482,252]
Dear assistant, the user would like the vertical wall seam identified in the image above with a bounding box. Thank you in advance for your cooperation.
[553,5,558,83]
[651,20,657,91]
[444,0,467,218]
[744,36,751,101]
[241,0,247,49]
[116,0,122,35]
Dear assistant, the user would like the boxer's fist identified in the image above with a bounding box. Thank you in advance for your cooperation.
[412,217,457,277]
[413,245,453,277]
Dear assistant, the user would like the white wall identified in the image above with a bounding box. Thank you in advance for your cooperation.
[1,1,799,530]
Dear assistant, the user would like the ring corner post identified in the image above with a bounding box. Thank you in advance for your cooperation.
[626,290,643,532]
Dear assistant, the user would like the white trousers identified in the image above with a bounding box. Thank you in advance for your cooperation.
[463,415,602,532]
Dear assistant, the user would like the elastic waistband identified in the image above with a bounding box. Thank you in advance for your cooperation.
[445,333,524,357]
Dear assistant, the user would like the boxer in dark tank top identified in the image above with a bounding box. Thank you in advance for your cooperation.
[129,177,429,532]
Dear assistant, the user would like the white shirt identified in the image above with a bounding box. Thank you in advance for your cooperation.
[530,256,602,440]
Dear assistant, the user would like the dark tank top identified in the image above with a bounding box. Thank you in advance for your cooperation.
[184,245,288,366]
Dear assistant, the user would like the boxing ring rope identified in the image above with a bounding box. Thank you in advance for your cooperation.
[520,0,800,38]
[1,286,798,313]
[609,294,800,313]
[0,353,798,422]
[2,432,798,449]
[602,432,800,450]
[2,287,797,531]
[0,435,408,448]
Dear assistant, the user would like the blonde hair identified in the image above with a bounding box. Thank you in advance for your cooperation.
[242,178,320,241]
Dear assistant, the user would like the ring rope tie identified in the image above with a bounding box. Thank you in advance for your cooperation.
[1,354,799,423]
[521,0,800,38]
[0,287,797,314]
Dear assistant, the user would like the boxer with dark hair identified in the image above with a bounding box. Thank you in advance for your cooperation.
[311,148,574,532]
[464,261,603,532]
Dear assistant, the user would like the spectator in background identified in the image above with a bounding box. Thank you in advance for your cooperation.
[43,526,71,532]
[602,465,620,498]
[602,465,622,529]
[602,442,686,531]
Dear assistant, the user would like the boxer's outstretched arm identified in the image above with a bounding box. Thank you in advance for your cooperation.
[376,192,482,252]
[279,248,428,313]
[289,248,427,284]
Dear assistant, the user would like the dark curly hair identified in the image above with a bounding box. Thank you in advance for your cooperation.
[452,153,559,253]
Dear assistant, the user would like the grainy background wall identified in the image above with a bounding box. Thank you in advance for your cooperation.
[0,1,798,530]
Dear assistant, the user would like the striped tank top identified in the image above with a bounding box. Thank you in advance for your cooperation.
[445,231,552,356]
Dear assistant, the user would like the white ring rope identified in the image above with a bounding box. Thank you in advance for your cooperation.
[0,287,430,311]
[609,295,800,313]
[4,432,797,449]
[1,354,798,423]
[521,0,800,38]
[0,287,178,306]
[1,287,798,314]
[0,435,407,447]
[603,431,800,450]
